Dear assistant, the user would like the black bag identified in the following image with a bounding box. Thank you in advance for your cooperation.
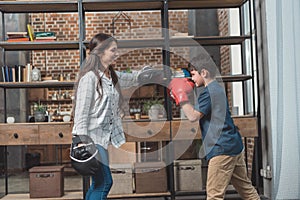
[70,135,102,176]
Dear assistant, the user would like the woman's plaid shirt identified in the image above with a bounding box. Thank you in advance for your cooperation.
[72,70,139,149]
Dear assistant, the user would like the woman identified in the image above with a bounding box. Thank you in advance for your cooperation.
[72,33,141,199]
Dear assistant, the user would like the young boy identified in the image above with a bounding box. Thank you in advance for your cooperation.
[168,54,260,200]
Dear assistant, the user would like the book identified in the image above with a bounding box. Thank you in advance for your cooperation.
[6,31,27,36]
[34,32,56,37]
[27,24,35,41]
[1,66,6,82]
[35,36,57,40]
[15,65,24,82]
[4,66,9,82]
[7,37,30,42]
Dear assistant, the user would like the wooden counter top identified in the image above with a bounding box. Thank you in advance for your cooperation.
[0,116,257,145]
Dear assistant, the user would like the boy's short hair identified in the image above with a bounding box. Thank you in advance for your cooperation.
[188,53,217,78]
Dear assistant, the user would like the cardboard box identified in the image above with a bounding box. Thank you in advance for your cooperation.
[134,162,167,193]
[110,164,133,195]
[174,159,202,191]
[29,165,64,198]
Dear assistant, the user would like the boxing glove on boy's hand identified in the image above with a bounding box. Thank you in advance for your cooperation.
[168,78,195,105]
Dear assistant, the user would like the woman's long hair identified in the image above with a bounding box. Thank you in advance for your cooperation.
[72,33,123,119]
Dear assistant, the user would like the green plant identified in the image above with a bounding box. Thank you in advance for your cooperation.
[33,102,46,113]
[142,98,164,114]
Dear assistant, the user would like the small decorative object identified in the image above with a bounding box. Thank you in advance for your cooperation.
[31,66,41,81]
[7,116,15,123]
[33,102,46,122]
[143,98,164,120]
[52,91,58,100]
[63,115,71,122]
[148,104,163,120]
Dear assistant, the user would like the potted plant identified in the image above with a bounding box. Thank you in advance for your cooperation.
[33,102,46,122]
[143,98,164,120]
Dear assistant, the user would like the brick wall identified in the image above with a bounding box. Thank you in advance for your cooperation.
[29,11,188,116]
[29,11,188,73]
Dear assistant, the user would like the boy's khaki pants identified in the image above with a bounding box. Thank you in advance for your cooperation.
[206,152,260,200]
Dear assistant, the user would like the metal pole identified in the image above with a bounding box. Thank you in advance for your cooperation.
[161,1,175,200]
[250,0,263,191]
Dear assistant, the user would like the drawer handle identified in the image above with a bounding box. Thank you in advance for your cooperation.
[147,130,153,135]
[111,169,126,174]
[13,133,19,139]
[191,128,196,133]
[58,132,64,138]
[179,166,195,171]
[140,168,159,173]
[36,173,54,178]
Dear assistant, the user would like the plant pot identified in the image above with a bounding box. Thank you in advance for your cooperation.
[34,111,45,122]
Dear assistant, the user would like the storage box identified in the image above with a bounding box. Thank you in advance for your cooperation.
[110,164,133,195]
[134,162,167,193]
[174,159,202,191]
[29,165,64,198]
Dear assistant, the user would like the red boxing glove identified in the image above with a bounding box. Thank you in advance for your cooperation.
[168,78,195,105]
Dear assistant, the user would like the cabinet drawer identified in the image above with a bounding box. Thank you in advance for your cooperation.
[125,121,170,142]
[0,124,39,145]
[172,120,201,140]
[39,124,72,144]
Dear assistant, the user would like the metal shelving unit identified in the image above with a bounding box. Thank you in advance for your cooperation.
[0,0,260,199]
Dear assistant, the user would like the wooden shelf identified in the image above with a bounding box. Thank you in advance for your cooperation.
[0,1,78,13]
[168,0,247,9]
[83,0,246,11]
[0,81,74,89]
[0,41,79,51]
[170,35,251,46]
[83,35,250,49]
[216,74,252,82]
[0,75,250,90]
[0,0,247,14]
[83,0,163,11]
[28,99,73,103]
[0,35,249,51]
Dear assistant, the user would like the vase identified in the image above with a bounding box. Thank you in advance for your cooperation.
[34,111,45,122]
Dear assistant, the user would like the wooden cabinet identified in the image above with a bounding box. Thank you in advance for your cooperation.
[125,120,170,142]
[0,124,39,145]
[0,123,72,146]
[39,123,72,145]
[124,117,257,143]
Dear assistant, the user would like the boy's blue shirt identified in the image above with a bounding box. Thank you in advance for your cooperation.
[196,80,243,160]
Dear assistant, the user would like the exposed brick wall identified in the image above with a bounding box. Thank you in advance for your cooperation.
[29,11,188,73]
[28,11,188,116]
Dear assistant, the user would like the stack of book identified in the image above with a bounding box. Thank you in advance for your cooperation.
[27,24,57,41]
[6,32,29,42]
[1,64,32,82]
[34,32,57,41]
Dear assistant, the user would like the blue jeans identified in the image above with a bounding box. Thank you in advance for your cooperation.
[85,145,113,200]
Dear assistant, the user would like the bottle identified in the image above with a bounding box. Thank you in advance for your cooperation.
[52,91,58,100]
[59,71,64,81]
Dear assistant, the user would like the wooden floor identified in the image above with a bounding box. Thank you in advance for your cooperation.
[0,192,82,200]
[0,192,171,200]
